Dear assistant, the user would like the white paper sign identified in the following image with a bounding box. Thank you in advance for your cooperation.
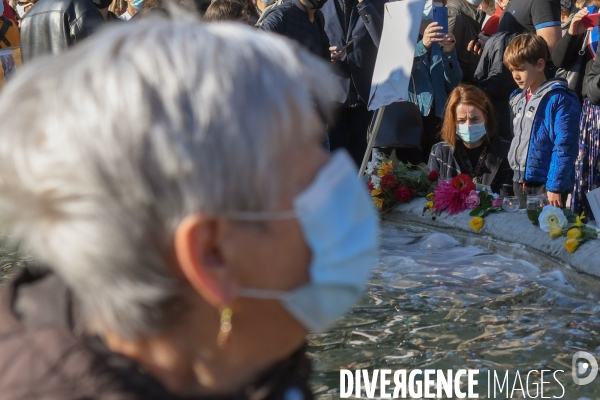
[367,0,425,111]
[586,187,600,223]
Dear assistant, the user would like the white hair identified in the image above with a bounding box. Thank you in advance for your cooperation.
[0,16,336,338]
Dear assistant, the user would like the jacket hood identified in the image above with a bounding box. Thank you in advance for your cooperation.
[510,78,571,103]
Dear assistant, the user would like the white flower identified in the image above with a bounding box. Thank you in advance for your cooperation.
[370,175,381,190]
[376,152,385,160]
[538,205,568,232]
[482,186,500,199]
[366,161,375,175]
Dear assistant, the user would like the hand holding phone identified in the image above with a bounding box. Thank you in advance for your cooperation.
[339,36,358,53]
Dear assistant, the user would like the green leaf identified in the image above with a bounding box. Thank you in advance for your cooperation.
[469,207,484,216]
[527,210,541,225]
[562,208,576,223]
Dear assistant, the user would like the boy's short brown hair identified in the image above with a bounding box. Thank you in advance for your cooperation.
[503,33,549,69]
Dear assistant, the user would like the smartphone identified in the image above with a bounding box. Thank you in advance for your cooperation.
[339,36,358,52]
[433,6,449,34]
[582,12,600,29]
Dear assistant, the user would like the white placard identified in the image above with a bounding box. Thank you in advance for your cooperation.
[586,187,600,222]
[367,0,425,111]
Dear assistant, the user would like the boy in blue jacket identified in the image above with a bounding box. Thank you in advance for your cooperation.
[503,33,580,208]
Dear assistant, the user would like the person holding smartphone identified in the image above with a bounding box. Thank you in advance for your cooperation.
[320,0,386,166]
[394,0,462,165]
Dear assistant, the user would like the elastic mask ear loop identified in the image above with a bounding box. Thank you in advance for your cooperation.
[221,210,296,222]
[238,288,288,299]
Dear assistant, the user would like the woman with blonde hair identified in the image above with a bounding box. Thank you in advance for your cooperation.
[428,84,512,194]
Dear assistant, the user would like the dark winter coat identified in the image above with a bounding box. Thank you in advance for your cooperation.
[0,267,314,400]
[473,31,518,140]
[447,0,486,83]
[428,136,513,195]
[552,31,595,101]
[583,41,600,105]
[20,0,104,63]
[320,0,385,104]
[259,0,330,61]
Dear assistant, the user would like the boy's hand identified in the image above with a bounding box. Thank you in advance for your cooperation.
[547,191,563,208]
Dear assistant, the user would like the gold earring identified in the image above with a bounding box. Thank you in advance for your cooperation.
[217,307,233,349]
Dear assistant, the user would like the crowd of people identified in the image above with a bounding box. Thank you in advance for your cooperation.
[0,0,599,397]
[4,0,600,215]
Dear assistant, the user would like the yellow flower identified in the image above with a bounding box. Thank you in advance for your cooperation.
[549,222,563,239]
[377,161,393,177]
[374,197,384,210]
[426,193,435,201]
[469,217,484,232]
[564,238,579,253]
[426,201,434,210]
[371,189,382,197]
[567,228,582,240]
[574,211,586,227]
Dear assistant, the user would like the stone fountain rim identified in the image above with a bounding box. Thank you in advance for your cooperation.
[382,198,600,287]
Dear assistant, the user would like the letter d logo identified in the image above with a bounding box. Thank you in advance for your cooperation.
[572,351,598,386]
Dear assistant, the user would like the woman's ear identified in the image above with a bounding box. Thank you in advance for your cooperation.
[173,214,238,308]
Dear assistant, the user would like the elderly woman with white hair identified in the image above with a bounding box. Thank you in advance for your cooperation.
[0,15,378,399]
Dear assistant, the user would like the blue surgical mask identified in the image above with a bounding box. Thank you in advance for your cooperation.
[456,122,487,144]
[132,0,144,11]
[229,150,379,332]
[422,0,433,21]
[422,0,443,21]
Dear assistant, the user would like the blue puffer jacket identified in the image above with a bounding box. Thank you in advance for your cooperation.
[508,79,580,193]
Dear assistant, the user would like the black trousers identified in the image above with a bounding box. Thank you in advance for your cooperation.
[393,112,442,165]
[512,181,569,208]
[328,104,372,167]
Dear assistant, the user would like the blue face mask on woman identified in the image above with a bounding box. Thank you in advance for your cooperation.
[228,150,380,332]
[456,122,487,144]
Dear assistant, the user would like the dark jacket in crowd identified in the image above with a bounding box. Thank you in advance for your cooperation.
[428,136,513,195]
[0,267,314,399]
[552,31,595,101]
[20,0,104,63]
[580,37,600,105]
[259,0,330,61]
[508,78,580,192]
[447,0,486,83]
[321,0,385,105]
[473,31,518,140]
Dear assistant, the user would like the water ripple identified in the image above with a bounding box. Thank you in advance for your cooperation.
[308,225,600,399]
